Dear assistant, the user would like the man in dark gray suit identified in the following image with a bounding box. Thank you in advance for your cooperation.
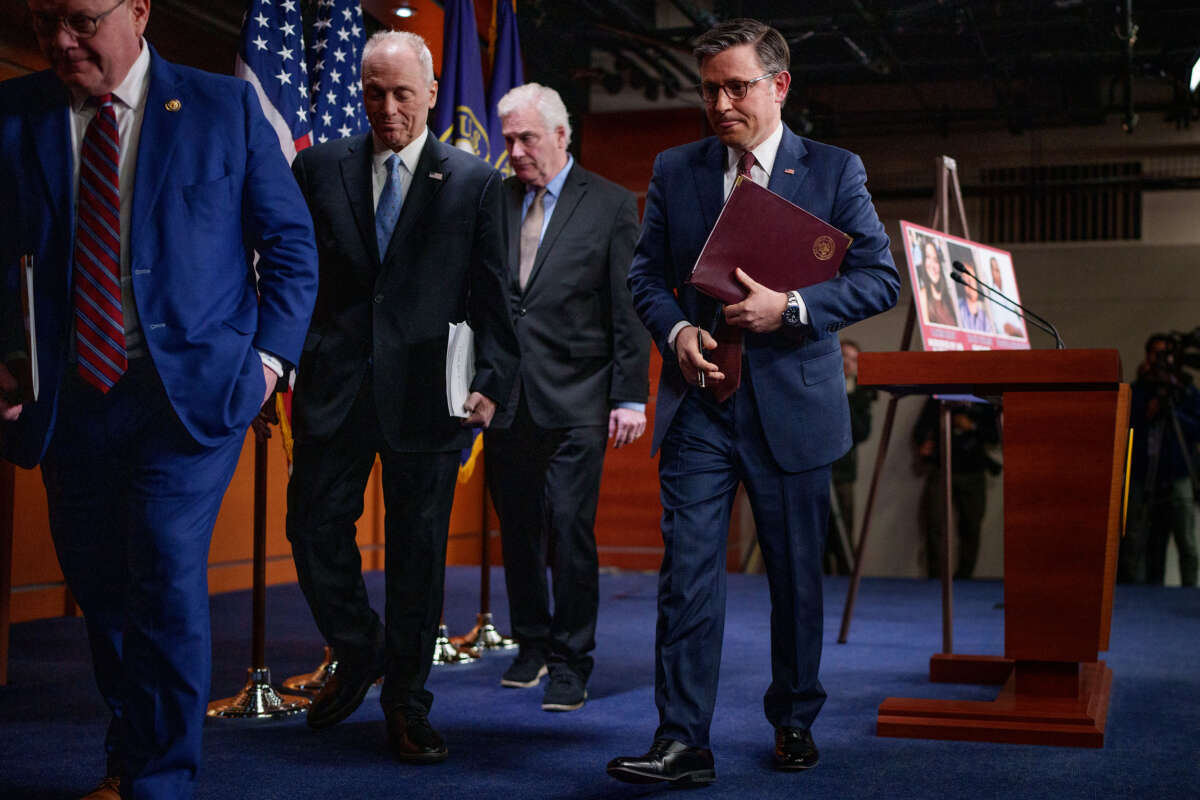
[285,31,518,763]
[485,83,650,712]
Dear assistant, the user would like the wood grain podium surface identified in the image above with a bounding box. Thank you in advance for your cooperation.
[860,348,1128,747]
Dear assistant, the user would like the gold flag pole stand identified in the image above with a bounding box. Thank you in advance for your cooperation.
[451,457,515,652]
[208,416,309,719]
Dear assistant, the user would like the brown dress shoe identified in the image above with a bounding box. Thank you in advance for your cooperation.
[81,776,121,800]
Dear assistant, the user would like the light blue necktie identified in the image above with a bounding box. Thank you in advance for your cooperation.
[375,153,404,259]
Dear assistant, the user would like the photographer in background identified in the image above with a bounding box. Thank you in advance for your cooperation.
[1119,333,1200,587]
[913,398,1001,580]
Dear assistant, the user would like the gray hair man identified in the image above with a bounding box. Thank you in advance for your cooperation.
[485,82,650,712]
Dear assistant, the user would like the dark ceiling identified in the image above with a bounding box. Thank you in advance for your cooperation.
[516,0,1200,138]
[6,1,1199,139]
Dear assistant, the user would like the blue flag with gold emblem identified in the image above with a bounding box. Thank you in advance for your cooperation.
[486,0,524,176]
[433,0,495,163]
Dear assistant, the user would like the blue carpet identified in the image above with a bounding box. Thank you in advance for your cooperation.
[1,569,1197,799]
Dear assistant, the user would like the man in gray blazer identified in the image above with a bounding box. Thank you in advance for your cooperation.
[485,83,650,712]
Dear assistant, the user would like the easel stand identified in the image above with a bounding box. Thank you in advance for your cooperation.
[838,155,968,651]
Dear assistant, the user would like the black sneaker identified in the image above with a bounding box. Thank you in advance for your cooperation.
[500,650,547,688]
[541,666,587,711]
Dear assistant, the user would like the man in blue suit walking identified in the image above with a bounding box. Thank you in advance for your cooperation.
[607,18,899,786]
[0,1,318,797]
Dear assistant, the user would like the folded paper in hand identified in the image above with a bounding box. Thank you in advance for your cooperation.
[5,254,38,406]
[446,321,474,418]
[686,176,852,303]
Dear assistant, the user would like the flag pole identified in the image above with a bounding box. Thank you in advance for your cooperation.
[451,455,515,650]
[207,415,308,719]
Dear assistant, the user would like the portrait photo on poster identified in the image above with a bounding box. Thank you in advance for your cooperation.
[900,220,1030,352]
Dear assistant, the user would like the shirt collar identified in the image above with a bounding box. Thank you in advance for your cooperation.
[725,121,784,179]
[527,154,573,200]
[70,37,151,112]
[373,126,429,176]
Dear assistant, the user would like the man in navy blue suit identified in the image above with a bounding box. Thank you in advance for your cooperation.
[607,18,899,786]
[0,1,318,797]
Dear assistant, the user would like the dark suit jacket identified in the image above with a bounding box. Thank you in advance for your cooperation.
[0,46,319,468]
[628,126,900,473]
[496,163,649,429]
[291,131,519,452]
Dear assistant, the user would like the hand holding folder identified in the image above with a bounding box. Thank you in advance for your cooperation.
[684,178,851,400]
[686,176,851,303]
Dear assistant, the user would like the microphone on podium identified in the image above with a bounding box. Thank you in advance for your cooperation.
[951,261,1065,349]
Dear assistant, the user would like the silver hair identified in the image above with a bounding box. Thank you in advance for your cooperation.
[496,83,572,147]
[361,30,435,84]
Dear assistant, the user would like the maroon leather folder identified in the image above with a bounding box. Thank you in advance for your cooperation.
[686,176,852,303]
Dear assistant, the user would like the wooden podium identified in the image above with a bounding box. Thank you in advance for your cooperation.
[859,349,1130,747]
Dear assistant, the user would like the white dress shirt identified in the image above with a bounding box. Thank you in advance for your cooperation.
[371,127,427,209]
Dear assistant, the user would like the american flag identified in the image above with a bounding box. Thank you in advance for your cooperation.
[307,0,370,144]
[235,0,312,162]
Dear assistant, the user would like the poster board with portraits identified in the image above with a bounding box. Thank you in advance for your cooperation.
[901,221,1030,352]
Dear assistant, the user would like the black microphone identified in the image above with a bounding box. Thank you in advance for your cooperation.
[951,261,1065,349]
[949,271,1063,348]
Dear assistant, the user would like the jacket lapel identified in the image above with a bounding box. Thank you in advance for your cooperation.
[131,47,183,245]
[504,176,523,290]
[525,164,586,292]
[690,138,726,236]
[339,134,377,264]
[380,132,447,268]
[682,139,726,325]
[29,76,73,256]
[767,125,809,207]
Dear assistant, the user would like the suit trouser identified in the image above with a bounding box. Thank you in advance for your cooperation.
[484,394,607,679]
[286,375,460,715]
[655,382,830,748]
[920,469,987,579]
[40,358,244,800]
[1133,478,1199,587]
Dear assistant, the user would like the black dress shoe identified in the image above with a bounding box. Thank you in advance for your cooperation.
[306,640,385,730]
[774,727,819,770]
[606,738,715,785]
[386,710,448,763]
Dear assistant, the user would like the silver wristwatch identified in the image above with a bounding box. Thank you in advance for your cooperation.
[781,290,803,327]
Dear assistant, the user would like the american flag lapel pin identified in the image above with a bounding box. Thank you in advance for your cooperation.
[429,171,444,181]
[784,168,795,175]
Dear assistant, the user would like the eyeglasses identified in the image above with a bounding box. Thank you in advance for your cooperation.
[695,72,777,104]
[31,0,128,40]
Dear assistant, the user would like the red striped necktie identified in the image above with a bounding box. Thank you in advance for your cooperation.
[706,151,758,403]
[73,93,127,392]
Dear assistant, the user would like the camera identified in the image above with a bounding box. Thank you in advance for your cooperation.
[1142,328,1200,399]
